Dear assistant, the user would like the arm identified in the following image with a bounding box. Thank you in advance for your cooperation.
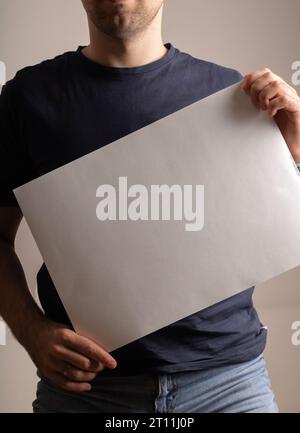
[0,207,45,343]
[0,207,117,393]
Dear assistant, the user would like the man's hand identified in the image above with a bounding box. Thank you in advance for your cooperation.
[241,68,300,163]
[24,317,117,393]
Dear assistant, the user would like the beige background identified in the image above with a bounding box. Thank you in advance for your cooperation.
[0,0,299,413]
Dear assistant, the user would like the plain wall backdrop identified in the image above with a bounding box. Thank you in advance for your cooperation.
[0,0,299,413]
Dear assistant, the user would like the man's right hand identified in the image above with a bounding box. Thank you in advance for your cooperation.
[24,317,117,393]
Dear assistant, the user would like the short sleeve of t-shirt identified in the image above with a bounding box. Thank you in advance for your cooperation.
[0,79,34,207]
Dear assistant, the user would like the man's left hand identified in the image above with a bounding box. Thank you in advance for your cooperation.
[241,68,300,163]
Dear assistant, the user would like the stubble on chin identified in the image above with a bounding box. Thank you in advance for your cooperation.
[88,1,162,41]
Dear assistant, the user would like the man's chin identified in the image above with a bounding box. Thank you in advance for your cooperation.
[103,27,139,41]
[97,15,139,40]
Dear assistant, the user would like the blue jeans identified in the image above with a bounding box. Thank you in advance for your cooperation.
[32,353,279,413]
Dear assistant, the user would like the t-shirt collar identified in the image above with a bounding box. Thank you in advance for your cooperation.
[76,42,176,76]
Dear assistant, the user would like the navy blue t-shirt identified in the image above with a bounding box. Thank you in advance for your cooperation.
[0,43,267,375]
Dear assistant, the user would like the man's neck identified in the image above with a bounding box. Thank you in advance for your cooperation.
[82,16,167,68]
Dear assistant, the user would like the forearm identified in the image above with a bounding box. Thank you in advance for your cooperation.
[0,239,45,346]
[285,122,300,163]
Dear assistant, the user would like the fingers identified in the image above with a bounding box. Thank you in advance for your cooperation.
[55,328,117,369]
[241,68,282,108]
[49,370,92,393]
[59,362,98,382]
[241,67,282,92]
[258,82,283,110]
[250,79,283,110]
[48,358,98,383]
[33,321,118,394]
[52,344,104,372]
[241,67,300,117]
[268,94,300,117]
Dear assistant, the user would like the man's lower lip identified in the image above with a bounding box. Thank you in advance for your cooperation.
[106,0,127,4]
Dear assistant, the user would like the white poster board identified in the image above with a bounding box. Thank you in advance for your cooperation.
[14,83,300,352]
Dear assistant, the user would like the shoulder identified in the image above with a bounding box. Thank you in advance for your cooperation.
[1,50,76,102]
[13,50,75,82]
[175,48,244,88]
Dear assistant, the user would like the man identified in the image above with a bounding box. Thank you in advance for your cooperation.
[0,0,299,413]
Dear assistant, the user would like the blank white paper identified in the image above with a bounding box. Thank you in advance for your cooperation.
[14,82,300,352]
